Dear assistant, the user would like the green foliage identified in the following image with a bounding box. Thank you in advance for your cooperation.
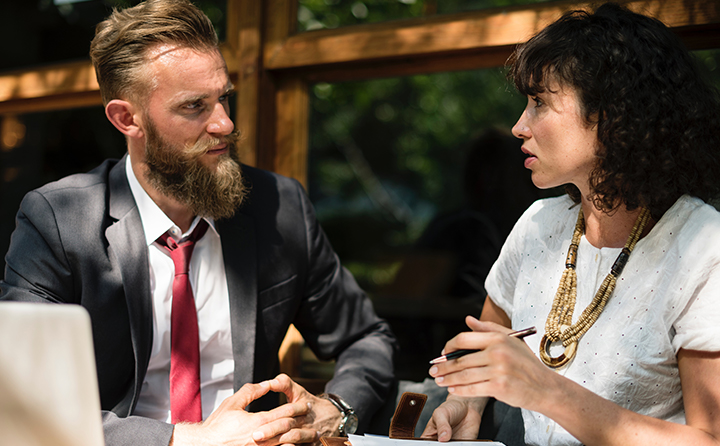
[298,0,551,31]
[308,68,527,290]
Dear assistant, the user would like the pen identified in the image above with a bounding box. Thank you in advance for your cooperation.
[429,326,537,364]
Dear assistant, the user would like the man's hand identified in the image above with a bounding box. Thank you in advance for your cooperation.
[171,380,319,446]
[421,395,487,442]
[269,374,343,441]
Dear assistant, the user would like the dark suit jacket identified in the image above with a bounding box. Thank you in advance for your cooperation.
[0,157,396,445]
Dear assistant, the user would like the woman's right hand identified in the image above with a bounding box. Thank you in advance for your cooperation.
[420,395,487,442]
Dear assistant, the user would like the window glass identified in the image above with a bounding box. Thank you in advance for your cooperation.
[308,67,556,379]
[0,0,227,71]
[298,0,551,31]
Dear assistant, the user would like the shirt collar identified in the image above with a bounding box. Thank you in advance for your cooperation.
[125,155,217,246]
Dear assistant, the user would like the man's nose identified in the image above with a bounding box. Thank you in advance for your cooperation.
[207,103,234,136]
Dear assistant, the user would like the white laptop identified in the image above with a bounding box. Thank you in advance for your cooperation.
[0,302,105,446]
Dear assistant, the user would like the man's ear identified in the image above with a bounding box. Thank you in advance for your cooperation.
[105,100,144,139]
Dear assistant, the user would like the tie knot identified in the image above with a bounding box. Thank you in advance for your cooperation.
[156,219,210,274]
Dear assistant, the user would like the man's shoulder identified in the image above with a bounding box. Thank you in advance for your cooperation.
[241,164,300,189]
[34,159,120,197]
[240,164,305,206]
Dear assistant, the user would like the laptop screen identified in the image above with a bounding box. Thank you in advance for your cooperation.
[0,302,105,446]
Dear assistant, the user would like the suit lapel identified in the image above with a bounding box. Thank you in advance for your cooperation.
[217,213,257,392]
[105,156,153,415]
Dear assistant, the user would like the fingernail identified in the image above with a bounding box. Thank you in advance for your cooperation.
[439,431,449,441]
[429,366,438,376]
[253,431,264,441]
[307,401,312,409]
[259,381,270,388]
[448,387,455,393]
[270,379,280,385]
[435,376,444,384]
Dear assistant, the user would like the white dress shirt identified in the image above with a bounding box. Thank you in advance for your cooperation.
[125,157,236,422]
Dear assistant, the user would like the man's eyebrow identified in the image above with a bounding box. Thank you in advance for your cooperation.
[179,94,209,105]
[176,85,235,107]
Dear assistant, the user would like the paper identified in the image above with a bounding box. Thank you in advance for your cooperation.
[348,434,506,446]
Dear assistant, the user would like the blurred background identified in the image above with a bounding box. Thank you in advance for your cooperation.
[1,0,719,383]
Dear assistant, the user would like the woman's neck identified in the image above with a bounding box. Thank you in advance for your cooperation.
[580,198,654,249]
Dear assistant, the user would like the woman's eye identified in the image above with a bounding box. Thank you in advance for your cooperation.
[531,96,543,108]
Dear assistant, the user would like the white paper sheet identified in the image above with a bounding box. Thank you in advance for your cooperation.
[348,434,506,446]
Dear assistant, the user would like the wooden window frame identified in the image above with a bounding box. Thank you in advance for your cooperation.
[1,0,718,184]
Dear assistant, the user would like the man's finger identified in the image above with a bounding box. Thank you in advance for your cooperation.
[267,401,312,420]
[268,373,309,403]
[252,414,313,443]
[277,427,319,445]
[221,381,272,410]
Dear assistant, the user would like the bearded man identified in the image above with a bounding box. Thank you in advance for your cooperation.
[0,1,396,445]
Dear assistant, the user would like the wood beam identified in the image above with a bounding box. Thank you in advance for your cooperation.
[231,0,262,167]
[272,76,309,186]
[257,0,310,187]
[0,42,238,114]
[0,61,98,104]
[265,0,720,74]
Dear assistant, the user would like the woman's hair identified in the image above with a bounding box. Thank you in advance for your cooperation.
[509,2,720,218]
[89,0,219,106]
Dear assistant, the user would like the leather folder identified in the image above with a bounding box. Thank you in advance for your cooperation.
[320,392,428,446]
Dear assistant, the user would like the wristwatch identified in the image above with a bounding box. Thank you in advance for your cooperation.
[323,393,359,436]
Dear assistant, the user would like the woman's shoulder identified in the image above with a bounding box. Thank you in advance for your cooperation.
[517,194,577,233]
[652,195,720,257]
[659,195,720,232]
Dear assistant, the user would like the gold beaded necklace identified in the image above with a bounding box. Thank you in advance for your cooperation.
[539,206,651,368]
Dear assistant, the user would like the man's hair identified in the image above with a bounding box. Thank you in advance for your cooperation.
[509,2,720,218]
[90,0,219,105]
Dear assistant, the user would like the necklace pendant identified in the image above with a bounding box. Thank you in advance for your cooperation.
[539,326,578,368]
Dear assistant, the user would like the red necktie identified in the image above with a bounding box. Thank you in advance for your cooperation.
[156,219,209,424]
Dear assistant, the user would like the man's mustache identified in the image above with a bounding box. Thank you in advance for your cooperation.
[186,129,241,159]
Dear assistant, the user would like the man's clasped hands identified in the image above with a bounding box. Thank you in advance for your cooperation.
[172,374,342,446]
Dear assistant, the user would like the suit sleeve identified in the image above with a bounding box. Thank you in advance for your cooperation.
[1,190,76,303]
[289,180,398,432]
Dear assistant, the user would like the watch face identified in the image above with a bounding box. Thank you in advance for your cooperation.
[345,413,359,435]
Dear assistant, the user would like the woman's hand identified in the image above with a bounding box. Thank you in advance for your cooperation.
[421,394,487,442]
[428,316,556,413]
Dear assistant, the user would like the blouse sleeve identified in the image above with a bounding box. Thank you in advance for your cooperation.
[671,204,720,353]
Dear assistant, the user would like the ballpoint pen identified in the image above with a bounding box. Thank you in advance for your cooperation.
[429,326,537,364]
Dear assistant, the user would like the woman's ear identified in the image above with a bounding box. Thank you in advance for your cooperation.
[105,100,144,139]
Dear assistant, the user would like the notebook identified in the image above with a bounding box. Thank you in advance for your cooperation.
[0,302,105,446]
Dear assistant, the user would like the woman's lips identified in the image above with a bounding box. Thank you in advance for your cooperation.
[522,147,537,169]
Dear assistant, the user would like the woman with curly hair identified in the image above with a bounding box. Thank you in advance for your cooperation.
[422,3,720,446]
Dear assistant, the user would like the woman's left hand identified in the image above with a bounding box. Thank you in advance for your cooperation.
[428,316,557,413]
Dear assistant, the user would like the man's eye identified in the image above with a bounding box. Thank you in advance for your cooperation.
[185,102,204,111]
[531,96,543,108]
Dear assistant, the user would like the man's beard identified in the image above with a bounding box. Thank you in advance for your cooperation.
[143,117,247,220]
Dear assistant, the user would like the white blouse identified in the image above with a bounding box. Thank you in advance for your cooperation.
[485,194,720,446]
